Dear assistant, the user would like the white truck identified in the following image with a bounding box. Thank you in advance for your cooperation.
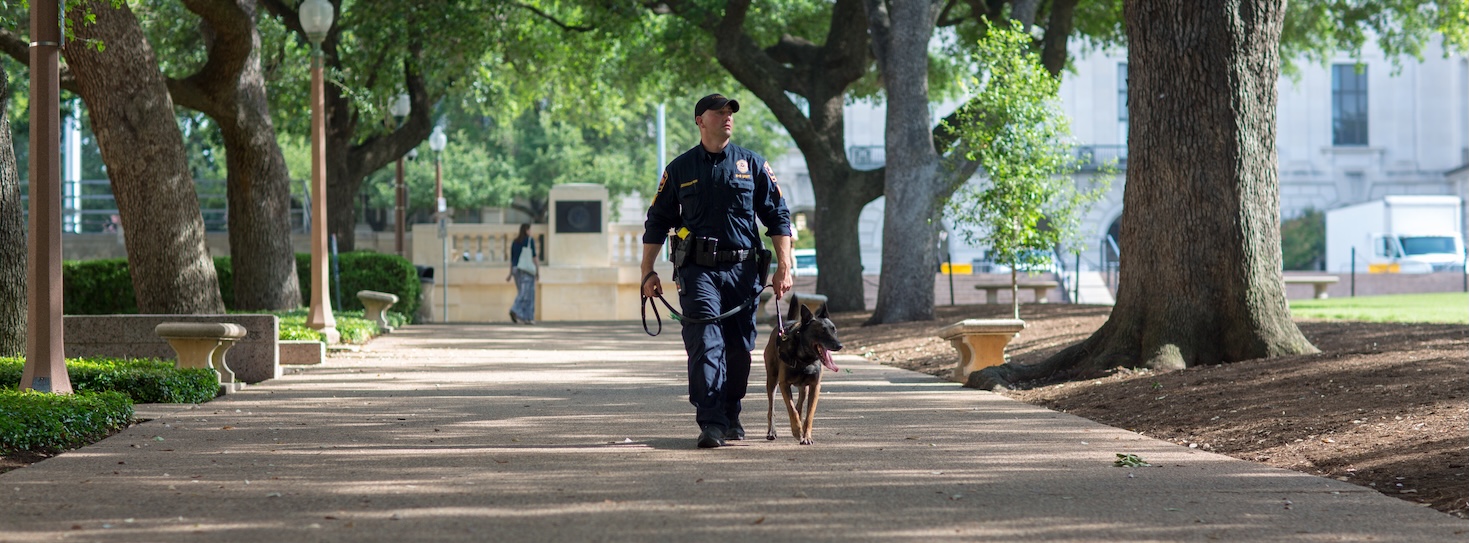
[1325,195,1466,273]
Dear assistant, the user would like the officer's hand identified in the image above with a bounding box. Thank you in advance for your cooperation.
[642,273,663,298]
[772,265,793,299]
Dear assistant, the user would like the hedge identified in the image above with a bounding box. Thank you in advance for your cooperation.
[0,357,219,404]
[0,389,133,453]
[63,252,419,318]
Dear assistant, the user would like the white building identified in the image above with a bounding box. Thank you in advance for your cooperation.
[763,39,1469,273]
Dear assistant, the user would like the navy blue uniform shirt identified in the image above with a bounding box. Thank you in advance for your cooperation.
[642,143,792,249]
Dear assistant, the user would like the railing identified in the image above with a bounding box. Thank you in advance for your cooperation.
[431,223,649,268]
[1074,145,1128,172]
[847,145,886,169]
[21,178,308,233]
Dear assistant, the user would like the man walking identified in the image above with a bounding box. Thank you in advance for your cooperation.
[641,93,794,448]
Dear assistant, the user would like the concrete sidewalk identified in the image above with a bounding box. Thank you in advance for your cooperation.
[2,323,1464,542]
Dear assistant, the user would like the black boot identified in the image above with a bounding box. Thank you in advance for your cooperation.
[697,426,726,449]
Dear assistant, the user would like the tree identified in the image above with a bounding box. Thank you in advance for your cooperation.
[972,0,1318,389]
[862,0,984,324]
[0,66,23,355]
[60,0,225,313]
[945,22,1105,320]
[1281,208,1324,271]
[159,0,301,310]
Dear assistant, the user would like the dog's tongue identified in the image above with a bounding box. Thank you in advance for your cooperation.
[818,345,839,372]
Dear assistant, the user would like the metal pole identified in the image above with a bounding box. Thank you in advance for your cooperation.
[1074,252,1081,303]
[437,156,447,323]
[656,104,666,167]
[21,0,71,393]
[305,42,338,342]
[1350,246,1356,298]
[395,155,405,257]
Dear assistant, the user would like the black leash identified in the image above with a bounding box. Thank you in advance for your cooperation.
[640,271,784,337]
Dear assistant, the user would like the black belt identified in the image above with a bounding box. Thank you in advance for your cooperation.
[715,249,755,263]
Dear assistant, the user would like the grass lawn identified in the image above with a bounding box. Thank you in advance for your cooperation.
[1290,292,1468,324]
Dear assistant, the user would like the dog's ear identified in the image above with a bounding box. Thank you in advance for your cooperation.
[785,294,801,322]
[799,303,814,323]
[815,303,829,320]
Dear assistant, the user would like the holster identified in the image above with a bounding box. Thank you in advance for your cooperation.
[670,236,690,268]
[756,248,772,287]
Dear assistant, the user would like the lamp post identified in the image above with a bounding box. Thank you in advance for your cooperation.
[21,0,71,393]
[301,0,338,343]
[389,93,410,257]
[429,126,448,323]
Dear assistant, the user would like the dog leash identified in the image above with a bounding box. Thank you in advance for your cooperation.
[640,272,784,337]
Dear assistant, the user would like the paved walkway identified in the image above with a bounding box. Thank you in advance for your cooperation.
[2,323,1464,542]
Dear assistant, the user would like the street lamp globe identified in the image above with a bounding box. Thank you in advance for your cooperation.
[389,93,411,118]
[429,125,448,153]
[300,0,334,44]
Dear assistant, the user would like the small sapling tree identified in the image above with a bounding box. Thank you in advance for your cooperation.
[946,21,1107,319]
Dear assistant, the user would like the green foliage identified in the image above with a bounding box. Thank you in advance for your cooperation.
[62,258,137,314]
[294,252,421,319]
[0,389,132,453]
[1289,293,1468,324]
[944,22,1107,317]
[1281,209,1325,271]
[0,357,219,404]
[272,309,385,345]
[1114,453,1152,467]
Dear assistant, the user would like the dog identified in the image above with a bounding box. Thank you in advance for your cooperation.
[764,297,843,445]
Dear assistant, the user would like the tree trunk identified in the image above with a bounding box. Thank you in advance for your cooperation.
[170,0,300,310]
[863,0,945,324]
[63,0,224,314]
[0,71,24,356]
[971,0,1317,389]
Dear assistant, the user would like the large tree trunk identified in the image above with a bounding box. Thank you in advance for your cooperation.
[169,0,300,310]
[863,0,946,324]
[0,70,24,356]
[63,0,224,314]
[972,0,1317,389]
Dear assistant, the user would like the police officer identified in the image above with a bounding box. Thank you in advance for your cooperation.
[641,93,794,449]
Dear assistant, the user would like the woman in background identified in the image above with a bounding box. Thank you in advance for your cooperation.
[506,223,537,324]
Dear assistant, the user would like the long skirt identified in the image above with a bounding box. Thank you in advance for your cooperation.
[511,269,536,321]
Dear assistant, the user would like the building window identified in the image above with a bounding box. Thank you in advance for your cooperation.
[1117,63,1128,144]
[1332,64,1368,146]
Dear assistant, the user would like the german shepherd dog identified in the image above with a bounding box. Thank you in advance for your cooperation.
[764,298,843,445]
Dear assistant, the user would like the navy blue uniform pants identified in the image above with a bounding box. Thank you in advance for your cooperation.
[677,260,759,432]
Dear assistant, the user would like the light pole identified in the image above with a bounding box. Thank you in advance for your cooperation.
[21,0,71,393]
[429,126,448,323]
[389,93,410,257]
[301,0,338,343]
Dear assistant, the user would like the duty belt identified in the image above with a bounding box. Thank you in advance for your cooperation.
[715,249,755,263]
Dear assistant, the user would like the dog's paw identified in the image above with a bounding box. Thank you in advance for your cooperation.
[766,433,776,441]
[799,438,814,445]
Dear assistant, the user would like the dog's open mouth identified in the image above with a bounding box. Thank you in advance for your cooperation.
[817,345,839,373]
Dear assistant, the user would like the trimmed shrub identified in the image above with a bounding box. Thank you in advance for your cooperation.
[296,251,421,318]
[0,357,218,404]
[62,258,137,314]
[0,389,133,453]
[274,309,382,344]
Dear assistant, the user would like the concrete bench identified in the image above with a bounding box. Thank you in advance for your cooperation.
[974,282,1059,304]
[279,340,325,365]
[757,291,829,324]
[356,290,400,332]
[936,319,1027,384]
[1284,275,1340,299]
[65,314,281,384]
[154,322,248,394]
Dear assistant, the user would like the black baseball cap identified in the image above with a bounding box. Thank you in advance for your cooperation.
[694,94,740,117]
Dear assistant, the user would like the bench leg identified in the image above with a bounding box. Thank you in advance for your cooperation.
[212,339,241,394]
[1313,285,1329,300]
[947,333,1017,384]
[163,338,221,372]
[1032,288,1050,304]
[985,290,998,304]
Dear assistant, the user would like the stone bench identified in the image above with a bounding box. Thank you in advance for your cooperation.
[1284,275,1340,299]
[279,340,325,365]
[936,319,1027,384]
[356,290,400,332]
[757,291,829,324]
[974,282,1059,304]
[154,322,248,394]
[65,314,281,384]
